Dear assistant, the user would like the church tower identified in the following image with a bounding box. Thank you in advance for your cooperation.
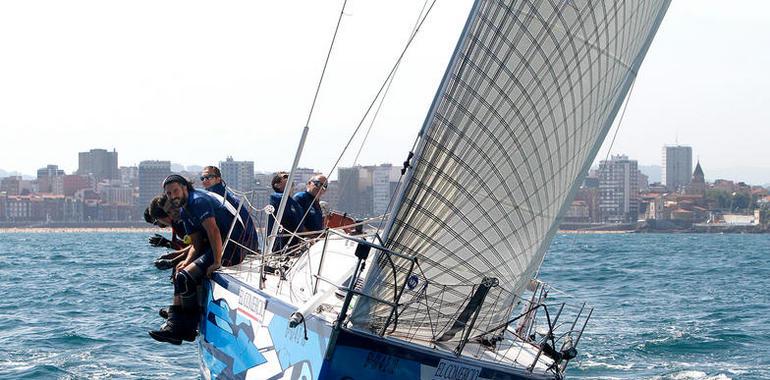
[685,161,706,196]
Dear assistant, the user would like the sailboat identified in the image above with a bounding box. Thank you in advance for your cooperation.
[196,0,671,378]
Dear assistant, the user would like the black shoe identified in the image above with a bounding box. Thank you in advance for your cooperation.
[159,307,168,319]
[154,258,174,270]
[149,324,183,345]
[149,324,197,344]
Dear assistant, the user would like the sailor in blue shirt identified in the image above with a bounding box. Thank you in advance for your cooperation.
[200,165,258,250]
[267,171,304,251]
[293,174,328,233]
[149,174,257,345]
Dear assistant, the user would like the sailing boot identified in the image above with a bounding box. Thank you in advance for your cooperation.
[149,306,198,344]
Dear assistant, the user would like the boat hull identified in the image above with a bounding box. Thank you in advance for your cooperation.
[198,273,332,379]
[198,273,556,380]
[321,327,556,380]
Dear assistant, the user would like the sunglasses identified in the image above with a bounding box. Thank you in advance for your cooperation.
[200,175,218,181]
[312,180,328,189]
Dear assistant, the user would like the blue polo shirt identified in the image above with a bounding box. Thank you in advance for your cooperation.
[293,191,323,232]
[268,192,304,249]
[206,183,246,218]
[179,189,246,243]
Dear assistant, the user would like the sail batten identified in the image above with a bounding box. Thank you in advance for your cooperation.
[352,0,671,343]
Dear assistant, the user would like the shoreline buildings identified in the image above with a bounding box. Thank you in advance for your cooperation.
[2,144,768,229]
[138,160,171,216]
[662,145,692,192]
[598,155,640,223]
[220,157,255,194]
[77,149,119,182]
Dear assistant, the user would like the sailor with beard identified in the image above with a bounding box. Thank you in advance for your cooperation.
[149,174,257,345]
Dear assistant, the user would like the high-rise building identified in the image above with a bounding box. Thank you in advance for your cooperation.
[291,168,317,190]
[0,176,22,196]
[219,157,255,193]
[598,155,640,223]
[337,166,372,217]
[62,175,93,197]
[662,145,692,191]
[372,164,401,216]
[0,194,7,221]
[36,164,65,193]
[97,181,134,206]
[251,172,274,211]
[77,148,119,181]
[324,180,340,211]
[120,166,138,186]
[337,164,402,218]
[138,160,171,213]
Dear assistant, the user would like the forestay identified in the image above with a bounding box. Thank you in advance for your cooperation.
[351,0,670,343]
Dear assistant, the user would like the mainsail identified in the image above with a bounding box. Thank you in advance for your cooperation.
[351,0,670,343]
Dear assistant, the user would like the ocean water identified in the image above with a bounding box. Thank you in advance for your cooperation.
[0,233,768,379]
[540,233,770,380]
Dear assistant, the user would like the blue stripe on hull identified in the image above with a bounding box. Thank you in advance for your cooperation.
[320,329,555,380]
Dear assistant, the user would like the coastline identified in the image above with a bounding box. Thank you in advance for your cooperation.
[1,227,763,234]
[0,227,159,233]
[558,230,631,234]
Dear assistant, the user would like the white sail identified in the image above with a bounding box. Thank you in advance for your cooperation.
[352,0,670,343]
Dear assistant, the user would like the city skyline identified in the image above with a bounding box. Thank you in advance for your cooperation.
[2,145,768,187]
[1,1,769,182]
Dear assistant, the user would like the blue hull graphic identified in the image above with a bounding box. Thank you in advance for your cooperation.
[198,273,555,380]
[198,273,330,379]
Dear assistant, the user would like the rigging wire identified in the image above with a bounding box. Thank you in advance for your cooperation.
[324,0,438,178]
[351,0,432,166]
[267,0,348,255]
[304,0,349,128]
[602,78,637,164]
[290,0,439,237]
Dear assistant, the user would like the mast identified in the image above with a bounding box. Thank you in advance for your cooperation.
[265,127,310,255]
[264,0,348,257]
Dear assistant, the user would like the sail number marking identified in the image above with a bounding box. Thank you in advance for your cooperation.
[432,359,481,380]
[238,288,266,324]
[363,352,399,374]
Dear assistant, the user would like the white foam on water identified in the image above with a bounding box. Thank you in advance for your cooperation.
[580,359,634,370]
[651,370,733,380]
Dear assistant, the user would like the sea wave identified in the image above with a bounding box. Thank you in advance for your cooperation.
[1,232,769,378]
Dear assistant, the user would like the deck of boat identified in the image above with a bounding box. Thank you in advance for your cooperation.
[216,232,556,376]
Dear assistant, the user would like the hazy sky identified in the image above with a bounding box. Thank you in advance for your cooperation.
[1,1,768,183]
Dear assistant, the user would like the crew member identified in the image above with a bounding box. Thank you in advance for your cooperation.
[200,165,259,251]
[149,175,257,345]
[293,174,327,233]
[267,171,304,251]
